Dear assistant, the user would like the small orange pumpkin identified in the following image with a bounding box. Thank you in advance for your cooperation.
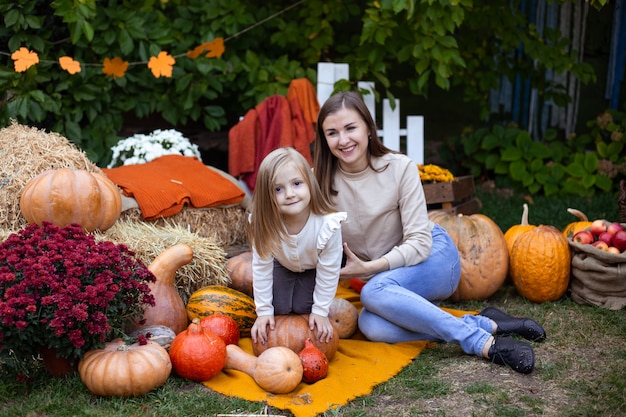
[199,314,240,345]
[428,211,509,301]
[169,318,227,382]
[509,225,571,303]
[562,208,593,238]
[19,168,122,232]
[328,297,359,339]
[298,338,329,384]
[226,251,253,297]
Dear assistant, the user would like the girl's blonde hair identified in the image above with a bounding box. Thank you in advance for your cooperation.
[249,147,335,259]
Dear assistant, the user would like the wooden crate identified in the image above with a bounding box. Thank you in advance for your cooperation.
[423,175,482,215]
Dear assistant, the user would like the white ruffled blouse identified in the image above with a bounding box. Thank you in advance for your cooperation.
[252,211,347,317]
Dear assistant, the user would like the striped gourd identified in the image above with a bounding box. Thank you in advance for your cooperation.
[129,325,177,351]
[186,285,256,337]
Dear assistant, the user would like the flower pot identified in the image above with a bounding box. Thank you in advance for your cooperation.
[39,346,77,377]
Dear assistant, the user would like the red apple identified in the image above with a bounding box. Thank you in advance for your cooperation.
[607,246,621,254]
[612,230,626,252]
[589,219,608,237]
[592,240,609,251]
[597,231,614,246]
[606,222,624,235]
[572,230,594,245]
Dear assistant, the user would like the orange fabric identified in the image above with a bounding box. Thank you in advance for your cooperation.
[288,78,320,126]
[102,155,245,220]
[228,108,258,179]
[202,282,478,417]
[227,94,314,192]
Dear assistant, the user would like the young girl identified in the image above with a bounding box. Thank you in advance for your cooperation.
[248,147,347,346]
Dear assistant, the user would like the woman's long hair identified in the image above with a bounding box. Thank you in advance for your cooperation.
[313,91,394,201]
[249,147,335,259]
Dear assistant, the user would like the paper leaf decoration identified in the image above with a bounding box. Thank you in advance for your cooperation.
[11,47,39,72]
[187,38,225,59]
[205,38,225,58]
[148,51,175,78]
[59,56,81,74]
[102,57,129,78]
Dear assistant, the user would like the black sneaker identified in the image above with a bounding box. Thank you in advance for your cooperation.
[480,306,547,342]
[487,336,535,374]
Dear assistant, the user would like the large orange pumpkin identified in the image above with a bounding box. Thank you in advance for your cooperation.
[251,314,339,360]
[428,211,509,301]
[19,168,122,232]
[509,225,571,303]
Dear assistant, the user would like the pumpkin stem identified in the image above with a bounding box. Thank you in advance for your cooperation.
[520,203,529,226]
[566,208,588,222]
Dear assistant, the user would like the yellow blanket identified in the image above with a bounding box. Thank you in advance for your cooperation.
[203,283,476,417]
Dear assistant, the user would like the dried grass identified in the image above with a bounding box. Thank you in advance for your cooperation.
[0,121,101,231]
[118,205,248,247]
[95,219,230,304]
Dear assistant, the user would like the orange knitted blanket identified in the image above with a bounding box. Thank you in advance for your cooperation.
[102,155,245,220]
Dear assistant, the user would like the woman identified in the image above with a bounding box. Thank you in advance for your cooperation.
[313,91,545,374]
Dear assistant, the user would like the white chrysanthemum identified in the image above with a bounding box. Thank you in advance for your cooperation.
[107,129,202,168]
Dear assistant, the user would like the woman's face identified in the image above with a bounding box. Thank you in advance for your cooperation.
[321,107,370,173]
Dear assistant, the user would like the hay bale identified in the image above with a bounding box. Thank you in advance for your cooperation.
[0,121,101,231]
[118,205,248,247]
[0,228,15,243]
[96,219,230,304]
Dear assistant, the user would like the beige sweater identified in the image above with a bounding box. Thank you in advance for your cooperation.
[332,153,434,270]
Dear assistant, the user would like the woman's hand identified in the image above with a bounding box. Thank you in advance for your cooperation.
[251,315,275,345]
[340,242,389,280]
[309,313,334,343]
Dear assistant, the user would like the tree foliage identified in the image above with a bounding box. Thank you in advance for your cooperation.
[0,0,605,166]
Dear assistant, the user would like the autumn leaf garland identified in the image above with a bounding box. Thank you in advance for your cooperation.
[8,38,224,79]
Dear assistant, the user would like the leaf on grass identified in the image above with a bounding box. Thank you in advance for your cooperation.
[148,51,175,78]
[187,38,225,59]
[102,57,129,78]
[11,47,39,72]
[59,56,81,74]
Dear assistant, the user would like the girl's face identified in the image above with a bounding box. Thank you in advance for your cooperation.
[273,161,311,222]
[322,107,370,173]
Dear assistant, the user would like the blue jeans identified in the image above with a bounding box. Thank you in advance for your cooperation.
[358,224,494,357]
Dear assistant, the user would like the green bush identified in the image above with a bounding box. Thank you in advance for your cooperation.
[448,107,626,197]
[1,0,603,167]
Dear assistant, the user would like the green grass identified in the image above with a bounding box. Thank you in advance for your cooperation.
[1,187,625,417]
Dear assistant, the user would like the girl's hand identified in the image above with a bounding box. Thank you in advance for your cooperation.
[251,315,275,345]
[309,313,334,343]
